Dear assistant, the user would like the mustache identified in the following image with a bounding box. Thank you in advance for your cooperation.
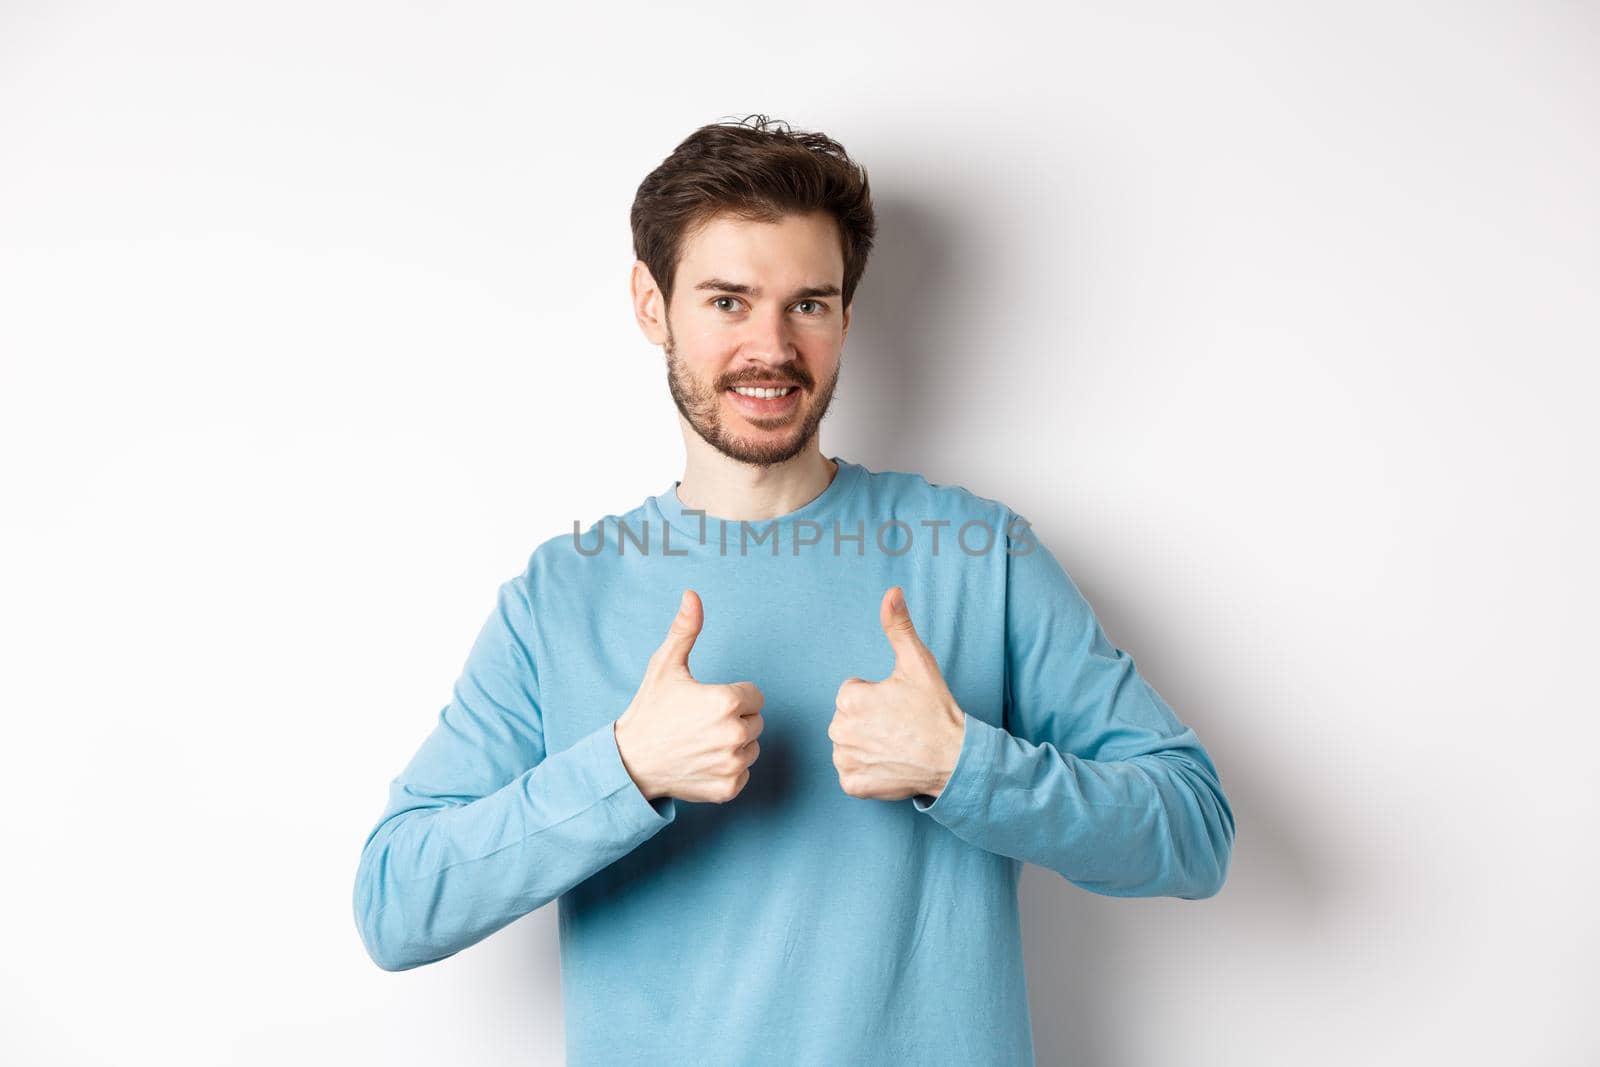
[719,371,811,390]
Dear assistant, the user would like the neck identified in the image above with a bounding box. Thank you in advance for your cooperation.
[675,432,838,522]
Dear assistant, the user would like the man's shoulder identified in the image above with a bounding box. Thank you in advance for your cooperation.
[854,462,1040,561]
[506,497,657,588]
[855,461,1019,523]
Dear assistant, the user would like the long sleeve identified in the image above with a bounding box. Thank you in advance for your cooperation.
[352,568,677,972]
[912,510,1235,899]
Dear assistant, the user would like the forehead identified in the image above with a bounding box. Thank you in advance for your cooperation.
[676,210,844,285]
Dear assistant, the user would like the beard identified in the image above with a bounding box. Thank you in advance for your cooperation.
[662,321,842,468]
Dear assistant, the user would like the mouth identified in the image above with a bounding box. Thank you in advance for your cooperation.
[725,383,801,417]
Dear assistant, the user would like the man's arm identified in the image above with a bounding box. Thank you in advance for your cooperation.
[912,510,1235,899]
[352,569,676,971]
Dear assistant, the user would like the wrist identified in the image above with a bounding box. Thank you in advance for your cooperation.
[613,718,656,801]
[926,705,966,797]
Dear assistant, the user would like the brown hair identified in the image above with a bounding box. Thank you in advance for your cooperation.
[630,113,876,314]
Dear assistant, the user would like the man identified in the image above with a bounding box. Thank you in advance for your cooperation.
[353,115,1234,1066]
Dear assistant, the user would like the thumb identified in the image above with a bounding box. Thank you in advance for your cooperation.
[654,588,703,677]
[879,586,928,669]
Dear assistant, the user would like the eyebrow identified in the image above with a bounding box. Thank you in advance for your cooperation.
[692,278,842,301]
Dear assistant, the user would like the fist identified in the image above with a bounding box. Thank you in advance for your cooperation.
[614,589,765,804]
[829,586,967,802]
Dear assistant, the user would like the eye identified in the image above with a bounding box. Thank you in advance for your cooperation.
[711,296,744,313]
[795,300,827,316]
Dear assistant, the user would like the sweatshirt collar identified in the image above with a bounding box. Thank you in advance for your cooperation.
[650,456,866,544]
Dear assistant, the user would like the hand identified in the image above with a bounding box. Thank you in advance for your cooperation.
[829,586,967,802]
[613,589,765,804]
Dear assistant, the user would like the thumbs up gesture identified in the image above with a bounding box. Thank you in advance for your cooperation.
[614,589,766,804]
[829,586,968,802]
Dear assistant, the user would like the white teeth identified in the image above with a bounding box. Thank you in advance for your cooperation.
[732,386,794,399]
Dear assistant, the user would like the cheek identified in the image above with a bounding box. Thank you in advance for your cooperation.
[680,323,745,357]
[788,333,839,364]
[805,350,843,383]
[673,340,733,380]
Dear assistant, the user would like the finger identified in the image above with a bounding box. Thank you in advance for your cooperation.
[835,676,870,708]
[653,588,703,677]
[726,680,765,715]
[836,676,867,691]
[878,586,929,667]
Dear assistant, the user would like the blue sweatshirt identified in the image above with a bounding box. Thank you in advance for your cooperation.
[352,457,1234,1065]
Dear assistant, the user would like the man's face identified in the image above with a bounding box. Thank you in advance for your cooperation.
[639,210,851,468]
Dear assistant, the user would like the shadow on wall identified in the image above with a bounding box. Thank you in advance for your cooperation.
[854,194,1329,1063]
[832,193,978,472]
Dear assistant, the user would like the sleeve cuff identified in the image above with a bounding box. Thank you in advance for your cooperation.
[565,718,677,832]
[911,712,1000,826]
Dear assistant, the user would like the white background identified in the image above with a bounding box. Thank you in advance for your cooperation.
[2,2,1595,1064]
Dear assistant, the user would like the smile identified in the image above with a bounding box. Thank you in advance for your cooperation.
[726,385,801,415]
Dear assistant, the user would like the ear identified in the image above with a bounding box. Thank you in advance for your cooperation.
[631,260,670,345]
[840,301,851,343]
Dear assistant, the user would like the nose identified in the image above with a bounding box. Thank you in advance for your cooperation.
[741,302,796,365]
